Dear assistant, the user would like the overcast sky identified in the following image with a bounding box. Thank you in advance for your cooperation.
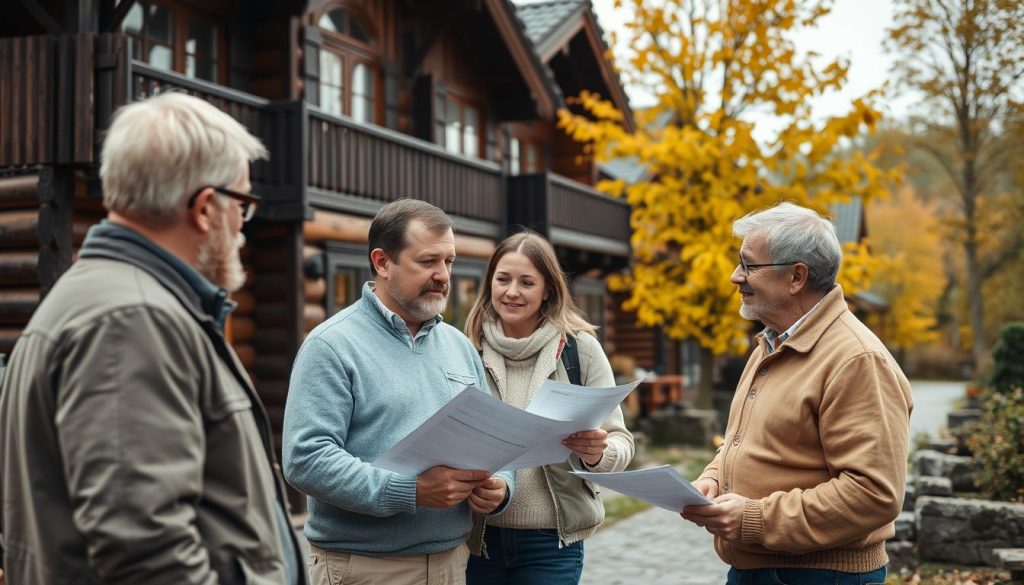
[586,0,914,126]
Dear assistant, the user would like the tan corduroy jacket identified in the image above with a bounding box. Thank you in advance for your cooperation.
[699,285,913,573]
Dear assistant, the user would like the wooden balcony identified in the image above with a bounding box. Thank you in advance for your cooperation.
[0,33,109,168]
[1,32,628,252]
[508,172,631,262]
[124,64,506,230]
[306,108,505,230]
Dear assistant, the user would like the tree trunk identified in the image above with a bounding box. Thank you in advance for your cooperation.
[964,236,988,373]
[697,345,714,410]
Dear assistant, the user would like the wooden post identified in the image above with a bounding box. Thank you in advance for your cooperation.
[37,166,74,297]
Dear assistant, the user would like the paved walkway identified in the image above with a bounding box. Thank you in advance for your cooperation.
[581,506,729,585]
[908,379,967,441]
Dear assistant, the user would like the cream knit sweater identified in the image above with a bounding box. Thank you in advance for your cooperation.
[481,320,633,535]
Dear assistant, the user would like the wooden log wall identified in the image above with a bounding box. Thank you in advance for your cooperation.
[0,174,104,357]
[610,291,660,372]
[0,175,41,356]
[239,221,303,508]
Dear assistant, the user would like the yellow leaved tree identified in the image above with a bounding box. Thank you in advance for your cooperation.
[864,186,944,352]
[558,0,897,405]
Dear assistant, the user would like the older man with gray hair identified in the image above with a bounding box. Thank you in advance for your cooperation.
[0,92,305,584]
[682,202,913,585]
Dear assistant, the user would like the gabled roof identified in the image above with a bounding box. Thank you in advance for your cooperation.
[830,197,866,244]
[512,0,635,131]
[483,0,566,119]
[515,1,585,46]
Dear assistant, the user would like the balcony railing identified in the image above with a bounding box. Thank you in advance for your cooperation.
[128,63,304,218]
[508,172,631,256]
[306,108,504,225]
[0,34,101,167]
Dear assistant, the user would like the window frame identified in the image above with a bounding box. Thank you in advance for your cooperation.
[443,258,487,332]
[123,0,228,83]
[312,2,383,124]
[573,276,606,344]
[441,90,485,159]
[324,242,373,316]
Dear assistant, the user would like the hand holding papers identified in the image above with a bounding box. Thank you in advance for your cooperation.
[500,378,641,470]
[571,465,712,512]
[373,388,571,476]
[373,379,642,475]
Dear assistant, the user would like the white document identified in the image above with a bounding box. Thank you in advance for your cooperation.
[571,465,713,512]
[499,378,643,471]
[373,387,574,476]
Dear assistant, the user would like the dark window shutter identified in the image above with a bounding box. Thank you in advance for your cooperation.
[383,62,400,130]
[433,79,448,148]
[412,74,434,141]
[302,26,323,107]
[486,112,498,162]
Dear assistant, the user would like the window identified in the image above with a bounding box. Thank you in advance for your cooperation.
[123,0,225,83]
[442,95,483,159]
[442,260,487,332]
[574,277,606,344]
[508,136,541,174]
[316,6,379,124]
[325,243,373,315]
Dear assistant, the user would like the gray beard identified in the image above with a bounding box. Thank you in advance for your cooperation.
[196,219,247,292]
[388,279,449,322]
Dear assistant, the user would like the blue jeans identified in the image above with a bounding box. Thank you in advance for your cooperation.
[727,566,887,585]
[466,527,584,585]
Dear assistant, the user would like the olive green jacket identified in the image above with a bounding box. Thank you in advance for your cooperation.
[469,332,634,554]
[0,232,304,584]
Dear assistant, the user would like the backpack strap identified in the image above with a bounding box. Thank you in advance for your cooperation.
[561,334,582,386]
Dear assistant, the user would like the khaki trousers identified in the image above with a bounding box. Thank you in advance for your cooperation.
[309,543,470,585]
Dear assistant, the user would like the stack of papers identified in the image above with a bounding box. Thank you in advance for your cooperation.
[571,465,713,512]
[373,379,641,475]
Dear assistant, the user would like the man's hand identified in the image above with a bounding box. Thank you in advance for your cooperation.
[468,477,508,515]
[681,493,748,542]
[691,477,719,499]
[562,429,608,466]
[416,466,490,508]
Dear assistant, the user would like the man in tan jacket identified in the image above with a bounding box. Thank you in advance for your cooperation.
[682,203,913,584]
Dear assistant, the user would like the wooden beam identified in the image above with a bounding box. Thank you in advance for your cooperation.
[37,167,74,298]
[15,0,64,36]
[105,0,137,32]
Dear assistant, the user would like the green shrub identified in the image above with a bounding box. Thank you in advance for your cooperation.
[966,386,1024,502]
[989,322,1024,393]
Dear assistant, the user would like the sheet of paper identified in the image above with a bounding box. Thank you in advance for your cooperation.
[498,378,643,471]
[373,387,574,476]
[571,465,713,512]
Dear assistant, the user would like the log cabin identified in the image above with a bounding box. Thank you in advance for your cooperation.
[1,0,693,508]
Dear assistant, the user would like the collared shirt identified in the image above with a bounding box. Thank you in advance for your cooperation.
[366,282,442,345]
[764,296,826,353]
[89,221,236,331]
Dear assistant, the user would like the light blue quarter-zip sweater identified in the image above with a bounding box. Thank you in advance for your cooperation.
[283,282,513,555]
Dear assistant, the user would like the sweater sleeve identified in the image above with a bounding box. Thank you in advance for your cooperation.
[741,352,911,553]
[469,347,515,513]
[282,336,418,517]
[575,333,635,473]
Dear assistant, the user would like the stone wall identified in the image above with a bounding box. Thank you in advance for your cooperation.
[916,497,1024,565]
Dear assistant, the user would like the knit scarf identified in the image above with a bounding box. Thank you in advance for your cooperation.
[481,318,563,405]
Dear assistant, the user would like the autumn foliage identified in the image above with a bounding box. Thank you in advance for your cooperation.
[558,0,897,355]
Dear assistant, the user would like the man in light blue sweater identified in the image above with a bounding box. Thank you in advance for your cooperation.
[283,199,513,585]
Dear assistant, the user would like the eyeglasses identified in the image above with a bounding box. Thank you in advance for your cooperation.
[187,185,261,223]
[738,256,800,277]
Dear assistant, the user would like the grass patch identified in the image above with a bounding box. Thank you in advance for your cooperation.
[631,445,716,479]
[602,495,651,526]
[886,563,1011,584]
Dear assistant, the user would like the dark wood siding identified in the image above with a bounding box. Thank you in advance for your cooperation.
[0,34,99,167]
